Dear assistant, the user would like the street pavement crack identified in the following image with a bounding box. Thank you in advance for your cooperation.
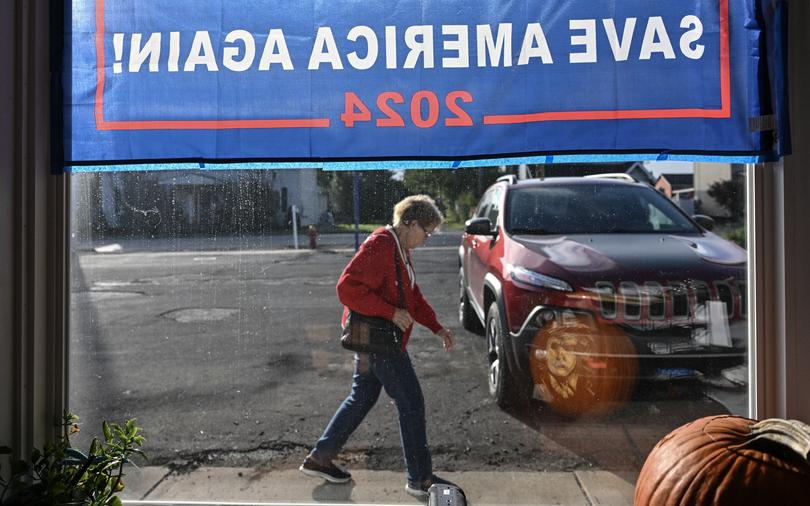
[139,467,174,500]
[573,471,595,506]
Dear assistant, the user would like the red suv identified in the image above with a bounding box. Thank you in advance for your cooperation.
[459,176,747,414]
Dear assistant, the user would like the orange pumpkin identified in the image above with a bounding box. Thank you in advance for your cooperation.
[529,314,637,417]
[635,415,810,505]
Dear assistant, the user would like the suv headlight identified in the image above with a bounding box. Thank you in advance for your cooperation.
[510,266,573,292]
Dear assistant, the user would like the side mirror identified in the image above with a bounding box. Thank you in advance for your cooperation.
[465,217,497,236]
[692,214,715,231]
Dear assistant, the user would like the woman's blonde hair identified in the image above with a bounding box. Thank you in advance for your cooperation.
[392,195,444,229]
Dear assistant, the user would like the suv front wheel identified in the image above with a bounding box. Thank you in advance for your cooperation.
[486,303,521,407]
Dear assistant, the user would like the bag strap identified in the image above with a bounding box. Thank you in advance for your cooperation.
[393,244,405,310]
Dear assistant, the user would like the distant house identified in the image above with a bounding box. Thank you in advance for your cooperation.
[640,162,743,219]
[75,169,328,238]
[655,176,673,197]
[634,161,696,212]
[693,163,746,219]
[272,169,329,227]
[660,173,694,192]
[652,173,695,198]
[626,162,657,185]
[671,188,697,214]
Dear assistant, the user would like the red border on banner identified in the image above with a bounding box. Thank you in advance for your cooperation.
[483,0,731,124]
[94,0,730,131]
[93,0,330,130]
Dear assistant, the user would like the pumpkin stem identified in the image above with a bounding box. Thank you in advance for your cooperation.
[743,418,810,461]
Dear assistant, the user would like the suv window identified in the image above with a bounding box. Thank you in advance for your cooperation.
[475,191,492,218]
[648,203,677,231]
[486,187,502,226]
[506,184,699,235]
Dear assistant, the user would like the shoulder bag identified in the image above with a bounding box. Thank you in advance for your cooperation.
[340,237,406,356]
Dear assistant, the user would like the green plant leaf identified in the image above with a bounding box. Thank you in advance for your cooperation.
[125,419,140,438]
[3,414,148,506]
[90,437,104,456]
[64,411,80,425]
[65,448,89,462]
[97,461,122,473]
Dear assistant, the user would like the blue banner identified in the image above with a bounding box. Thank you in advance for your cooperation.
[63,0,788,167]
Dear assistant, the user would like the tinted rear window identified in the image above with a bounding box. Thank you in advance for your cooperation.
[506,184,699,234]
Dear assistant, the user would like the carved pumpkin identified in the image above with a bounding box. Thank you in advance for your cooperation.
[635,415,810,505]
[529,314,637,416]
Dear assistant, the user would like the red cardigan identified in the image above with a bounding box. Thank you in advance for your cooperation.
[337,227,444,348]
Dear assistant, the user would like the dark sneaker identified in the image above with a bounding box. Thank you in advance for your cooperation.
[299,456,352,483]
[405,474,456,498]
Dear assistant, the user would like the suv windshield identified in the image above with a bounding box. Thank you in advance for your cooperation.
[506,183,700,235]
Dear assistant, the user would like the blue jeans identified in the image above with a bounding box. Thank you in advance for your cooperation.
[310,351,432,484]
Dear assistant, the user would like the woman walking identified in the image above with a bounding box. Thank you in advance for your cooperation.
[300,195,456,498]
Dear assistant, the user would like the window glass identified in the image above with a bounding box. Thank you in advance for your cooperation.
[475,191,491,218]
[486,187,502,226]
[506,183,698,234]
[69,163,748,505]
[648,203,677,230]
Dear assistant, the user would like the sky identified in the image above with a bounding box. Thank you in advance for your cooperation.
[643,161,695,177]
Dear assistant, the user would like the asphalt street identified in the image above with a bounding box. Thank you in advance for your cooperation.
[68,231,743,481]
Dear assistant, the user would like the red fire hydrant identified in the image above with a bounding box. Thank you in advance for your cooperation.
[307,225,318,249]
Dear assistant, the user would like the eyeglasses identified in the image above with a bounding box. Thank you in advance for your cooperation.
[417,223,433,237]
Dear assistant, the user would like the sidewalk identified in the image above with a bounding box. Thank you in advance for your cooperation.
[120,466,636,505]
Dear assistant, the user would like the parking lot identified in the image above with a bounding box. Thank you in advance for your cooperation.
[69,232,744,478]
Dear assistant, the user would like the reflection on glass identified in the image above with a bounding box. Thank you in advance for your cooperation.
[70,163,748,504]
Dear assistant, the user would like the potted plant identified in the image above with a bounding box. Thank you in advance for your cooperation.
[0,412,146,505]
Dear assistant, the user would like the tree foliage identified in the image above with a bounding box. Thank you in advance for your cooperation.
[708,180,743,218]
[317,170,408,223]
[317,166,508,225]
[402,167,502,223]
